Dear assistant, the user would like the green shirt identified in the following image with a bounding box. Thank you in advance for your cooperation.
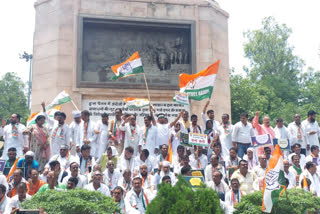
[37,183,66,193]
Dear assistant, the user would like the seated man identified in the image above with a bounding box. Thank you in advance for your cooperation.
[155,144,170,166]
[66,177,78,190]
[37,171,66,193]
[112,186,125,214]
[117,146,135,174]
[49,160,68,183]
[117,169,132,194]
[288,143,306,168]
[299,161,320,195]
[289,154,302,186]
[205,154,226,183]
[206,171,229,201]
[79,145,96,176]
[151,161,176,192]
[46,144,77,172]
[0,184,10,213]
[138,164,153,191]
[17,151,39,179]
[133,149,154,175]
[306,145,320,166]
[174,155,193,176]
[4,148,17,176]
[124,177,154,214]
[62,162,88,188]
[103,160,122,191]
[85,171,110,196]
[252,155,267,190]
[225,178,243,213]
[27,168,46,195]
[243,147,258,170]
[5,183,31,214]
[283,160,296,189]
[181,165,192,176]
[98,146,119,172]
[230,160,258,195]
[189,146,208,170]
[8,169,29,197]
[225,147,241,178]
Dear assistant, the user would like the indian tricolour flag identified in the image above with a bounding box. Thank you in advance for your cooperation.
[45,90,71,111]
[179,60,220,101]
[124,97,149,109]
[262,144,287,213]
[111,52,144,80]
[27,106,62,127]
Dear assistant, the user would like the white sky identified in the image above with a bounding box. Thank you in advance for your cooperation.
[0,0,319,83]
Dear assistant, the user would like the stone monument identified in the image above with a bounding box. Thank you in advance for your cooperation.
[32,0,230,124]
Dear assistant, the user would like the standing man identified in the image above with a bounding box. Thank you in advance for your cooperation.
[50,112,71,157]
[0,114,28,159]
[120,115,140,157]
[139,115,158,158]
[180,110,190,132]
[78,110,97,158]
[189,115,203,134]
[202,101,220,131]
[69,110,82,156]
[252,111,275,139]
[218,113,234,158]
[274,118,289,139]
[108,108,124,156]
[302,110,320,152]
[232,113,255,158]
[288,114,307,155]
[95,113,110,160]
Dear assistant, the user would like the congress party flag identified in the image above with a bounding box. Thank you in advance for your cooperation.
[179,60,220,101]
[45,90,71,110]
[124,97,149,109]
[111,52,144,80]
[262,144,287,213]
[27,106,62,127]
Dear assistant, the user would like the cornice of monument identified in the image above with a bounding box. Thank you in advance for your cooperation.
[34,0,229,18]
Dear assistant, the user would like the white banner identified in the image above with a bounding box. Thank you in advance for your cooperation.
[82,100,190,126]
[174,91,189,105]
[188,133,208,147]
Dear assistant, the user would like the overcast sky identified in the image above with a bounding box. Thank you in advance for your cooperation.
[0,0,319,82]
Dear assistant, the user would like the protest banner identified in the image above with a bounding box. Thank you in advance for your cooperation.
[273,138,290,151]
[174,91,189,105]
[251,134,273,156]
[188,133,208,147]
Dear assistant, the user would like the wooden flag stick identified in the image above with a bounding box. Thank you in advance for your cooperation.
[143,73,151,102]
[71,99,80,111]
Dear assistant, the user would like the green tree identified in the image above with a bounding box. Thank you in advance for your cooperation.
[146,176,223,214]
[21,189,119,214]
[0,72,28,123]
[234,189,320,214]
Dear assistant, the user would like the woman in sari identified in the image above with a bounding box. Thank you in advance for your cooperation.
[25,115,50,171]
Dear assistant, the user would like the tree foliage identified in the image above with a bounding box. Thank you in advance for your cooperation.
[21,189,120,214]
[234,189,320,214]
[0,72,28,123]
[231,17,319,125]
[146,176,223,214]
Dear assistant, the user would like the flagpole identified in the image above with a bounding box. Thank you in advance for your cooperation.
[71,99,80,111]
[143,73,151,102]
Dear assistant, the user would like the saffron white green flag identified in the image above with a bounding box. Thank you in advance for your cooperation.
[124,97,149,109]
[27,106,61,127]
[111,52,144,80]
[45,90,71,111]
[262,144,287,213]
[179,60,220,101]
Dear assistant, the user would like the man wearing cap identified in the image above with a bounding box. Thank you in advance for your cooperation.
[94,113,110,160]
[17,151,39,179]
[69,110,82,156]
[50,112,71,157]
[77,110,97,157]
[120,114,141,157]
[151,109,182,147]
[0,114,28,159]
[151,161,176,192]
[46,144,77,172]
[302,110,320,151]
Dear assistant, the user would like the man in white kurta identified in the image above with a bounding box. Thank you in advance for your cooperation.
[299,162,320,196]
[50,112,71,157]
[125,177,154,214]
[95,113,109,159]
[120,115,140,157]
[288,114,307,155]
[117,146,136,174]
[103,160,122,191]
[218,113,234,158]
[84,170,110,196]
[77,110,97,157]
[69,110,82,156]
[274,118,289,139]
[302,110,320,150]
[201,101,220,131]
[139,116,158,158]
[0,114,28,159]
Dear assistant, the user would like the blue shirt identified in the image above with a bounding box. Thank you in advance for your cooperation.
[17,158,39,178]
